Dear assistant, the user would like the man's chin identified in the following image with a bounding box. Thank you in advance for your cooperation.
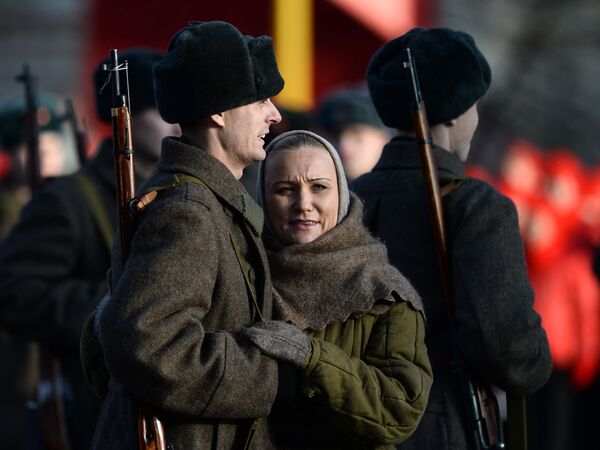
[255,148,267,162]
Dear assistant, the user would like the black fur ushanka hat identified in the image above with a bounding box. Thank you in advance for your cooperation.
[154,21,285,124]
[94,49,163,124]
[367,27,491,130]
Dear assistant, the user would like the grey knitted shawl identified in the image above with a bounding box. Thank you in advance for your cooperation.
[263,193,423,331]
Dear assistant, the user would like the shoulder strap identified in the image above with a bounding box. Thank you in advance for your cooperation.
[440,175,468,198]
[130,174,208,214]
[73,173,114,251]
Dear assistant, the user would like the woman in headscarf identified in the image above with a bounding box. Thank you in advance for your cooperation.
[240,130,432,449]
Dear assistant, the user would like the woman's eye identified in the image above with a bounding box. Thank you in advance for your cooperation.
[312,184,327,191]
[275,187,293,195]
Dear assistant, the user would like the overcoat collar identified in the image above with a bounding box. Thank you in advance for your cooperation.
[157,137,264,235]
[375,136,465,178]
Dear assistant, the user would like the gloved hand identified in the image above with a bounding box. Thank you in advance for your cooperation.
[240,320,311,368]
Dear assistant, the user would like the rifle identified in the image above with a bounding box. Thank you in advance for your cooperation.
[402,48,506,450]
[15,63,42,188]
[63,98,88,167]
[16,64,72,450]
[103,48,166,450]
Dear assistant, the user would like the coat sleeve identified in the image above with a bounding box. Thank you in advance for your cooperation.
[98,193,278,419]
[450,182,552,394]
[0,183,106,353]
[299,302,433,445]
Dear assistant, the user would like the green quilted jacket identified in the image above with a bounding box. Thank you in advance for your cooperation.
[275,300,432,449]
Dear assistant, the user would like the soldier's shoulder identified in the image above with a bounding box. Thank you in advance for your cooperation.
[450,176,518,220]
[138,172,220,216]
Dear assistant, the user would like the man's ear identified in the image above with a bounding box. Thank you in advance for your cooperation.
[210,112,226,127]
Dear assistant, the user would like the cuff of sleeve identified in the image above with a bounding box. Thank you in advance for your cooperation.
[303,337,320,376]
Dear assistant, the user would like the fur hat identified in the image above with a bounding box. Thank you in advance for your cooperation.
[257,130,350,225]
[154,21,285,124]
[94,48,163,124]
[367,27,491,130]
[316,86,387,135]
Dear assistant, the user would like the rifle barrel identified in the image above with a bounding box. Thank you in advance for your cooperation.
[16,63,42,189]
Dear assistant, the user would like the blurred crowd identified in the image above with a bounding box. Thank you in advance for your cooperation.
[467,142,600,450]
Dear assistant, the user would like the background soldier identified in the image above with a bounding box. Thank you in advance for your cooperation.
[352,27,552,449]
[313,85,392,182]
[0,48,178,449]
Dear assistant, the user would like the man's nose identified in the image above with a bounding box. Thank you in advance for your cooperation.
[268,101,282,124]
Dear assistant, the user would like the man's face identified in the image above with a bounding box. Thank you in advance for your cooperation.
[38,131,66,177]
[131,109,181,162]
[337,124,389,181]
[449,103,479,162]
[221,99,282,174]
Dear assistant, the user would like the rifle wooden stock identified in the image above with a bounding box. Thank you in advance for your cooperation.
[111,101,135,263]
[37,353,72,450]
[16,63,42,188]
[106,48,166,450]
[402,48,505,450]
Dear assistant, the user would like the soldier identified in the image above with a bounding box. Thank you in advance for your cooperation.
[314,85,392,181]
[0,49,178,449]
[0,95,66,450]
[352,27,552,449]
[0,95,68,238]
[89,21,286,449]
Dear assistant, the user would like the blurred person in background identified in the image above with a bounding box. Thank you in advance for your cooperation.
[0,96,69,239]
[523,151,600,450]
[314,85,392,182]
[0,49,178,450]
[0,95,71,450]
[353,27,552,450]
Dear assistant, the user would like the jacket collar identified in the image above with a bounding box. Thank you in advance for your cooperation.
[157,137,264,235]
[375,136,465,178]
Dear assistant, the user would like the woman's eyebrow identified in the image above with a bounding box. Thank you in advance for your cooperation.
[270,176,332,186]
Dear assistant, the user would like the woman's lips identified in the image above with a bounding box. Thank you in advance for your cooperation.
[290,219,318,231]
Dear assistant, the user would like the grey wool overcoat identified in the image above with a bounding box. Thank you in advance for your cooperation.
[91,137,279,450]
[351,137,552,450]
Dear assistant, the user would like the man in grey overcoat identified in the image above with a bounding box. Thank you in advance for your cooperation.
[89,21,299,449]
[352,28,553,450]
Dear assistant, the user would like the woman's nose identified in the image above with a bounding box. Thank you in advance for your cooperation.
[294,190,313,212]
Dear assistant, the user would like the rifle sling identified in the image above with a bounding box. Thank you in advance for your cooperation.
[73,173,114,252]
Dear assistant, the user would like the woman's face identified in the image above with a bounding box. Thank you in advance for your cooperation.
[264,146,339,245]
